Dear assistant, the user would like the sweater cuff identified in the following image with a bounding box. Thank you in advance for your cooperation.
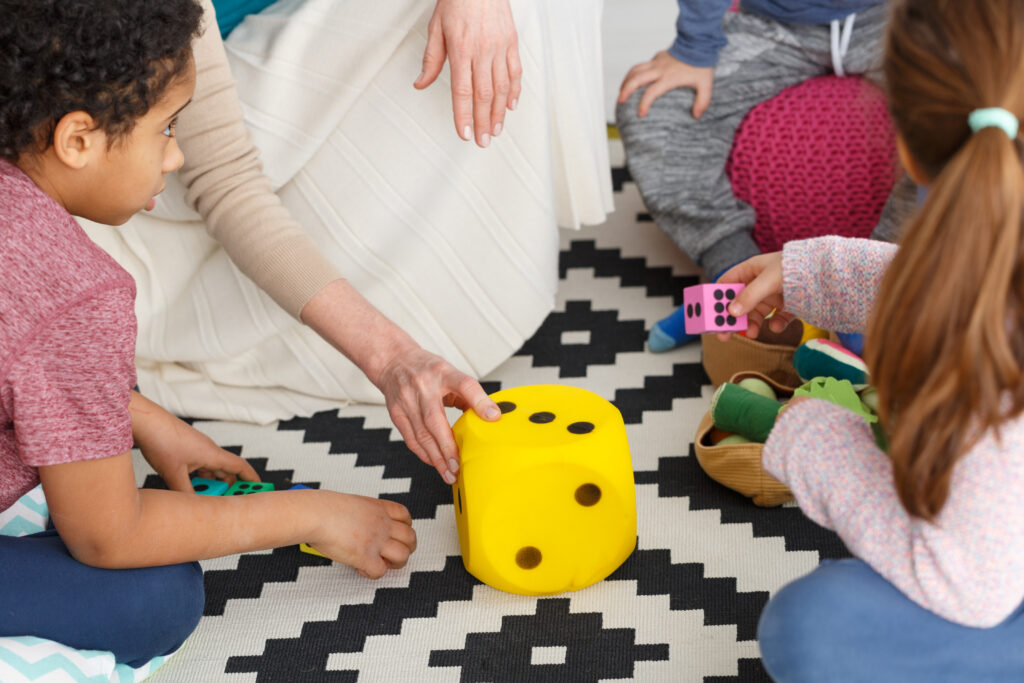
[668,37,721,68]
[781,238,817,323]
[252,240,342,319]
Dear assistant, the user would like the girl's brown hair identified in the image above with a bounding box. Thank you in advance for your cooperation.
[866,0,1024,520]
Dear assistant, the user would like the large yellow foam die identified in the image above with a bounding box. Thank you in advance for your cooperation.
[451,384,637,596]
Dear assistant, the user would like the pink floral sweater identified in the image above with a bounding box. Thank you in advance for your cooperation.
[764,236,1024,628]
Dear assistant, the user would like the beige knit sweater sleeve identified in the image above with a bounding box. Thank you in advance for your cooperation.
[176,0,342,319]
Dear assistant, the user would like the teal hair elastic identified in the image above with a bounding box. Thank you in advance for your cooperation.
[968,107,1019,139]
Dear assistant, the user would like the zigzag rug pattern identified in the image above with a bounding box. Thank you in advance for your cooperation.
[142,147,847,682]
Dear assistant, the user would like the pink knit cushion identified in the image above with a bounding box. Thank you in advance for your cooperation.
[726,75,899,253]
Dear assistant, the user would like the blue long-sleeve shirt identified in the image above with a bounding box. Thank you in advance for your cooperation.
[672,0,884,67]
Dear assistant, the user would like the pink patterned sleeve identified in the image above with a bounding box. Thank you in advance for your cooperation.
[4,286,137,467]
[764,399,1024,627]
[782,236,897,333]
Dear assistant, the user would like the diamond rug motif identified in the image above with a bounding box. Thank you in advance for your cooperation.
[142,143,848,682]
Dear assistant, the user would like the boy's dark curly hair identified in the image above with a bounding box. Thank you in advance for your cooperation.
[0,0,204,161]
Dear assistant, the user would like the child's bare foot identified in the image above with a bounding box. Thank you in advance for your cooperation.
[306,492,416,578]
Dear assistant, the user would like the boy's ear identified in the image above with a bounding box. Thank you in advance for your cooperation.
[51,111,103,169]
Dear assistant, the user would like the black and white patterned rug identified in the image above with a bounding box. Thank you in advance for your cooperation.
[142,142,847,682]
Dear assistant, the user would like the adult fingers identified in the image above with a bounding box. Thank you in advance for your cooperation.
[449,47,475,141]
[506,40,522,111]
[449,371,500,422]
[389,410,432,469]
[418,391,461,479]
[490,52,510,136]
[391,403,454,483]
[414,16,447,90]
[471,54,495,146]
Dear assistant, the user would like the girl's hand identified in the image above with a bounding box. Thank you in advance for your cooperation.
[714,252,794,341]
[376,347,500,484]
[414,0,521,148]
[306,492,417,579]
[618,51,715,119]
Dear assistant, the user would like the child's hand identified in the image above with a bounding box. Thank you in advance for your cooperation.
[715,252,794,341]
[618,51,715,119]
[129,391,259,492]
[143,423,260,493]
[307,492,417,579]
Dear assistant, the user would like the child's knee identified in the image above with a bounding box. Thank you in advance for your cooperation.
[615,85,696,134]
[154,560,205,644]
[116,561,204,666]
[757,561,866,680]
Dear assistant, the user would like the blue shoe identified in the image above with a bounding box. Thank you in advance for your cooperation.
[648,305,698,352]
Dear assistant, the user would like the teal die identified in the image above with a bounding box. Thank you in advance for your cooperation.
[190,477,229,496]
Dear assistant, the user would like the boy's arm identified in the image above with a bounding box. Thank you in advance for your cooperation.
[38,453,415,576]
[618,1,731,119]
[671,0,735,68]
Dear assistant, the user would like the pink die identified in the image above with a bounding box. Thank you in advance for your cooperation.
[682,283,748,334]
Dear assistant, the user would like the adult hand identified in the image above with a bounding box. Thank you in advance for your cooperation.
[618,50,714,119]
[714,252,795,341]
[377,347,501,484]
[414,0,522,148]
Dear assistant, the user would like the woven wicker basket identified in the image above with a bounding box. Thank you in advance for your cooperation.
[694,371,794,507]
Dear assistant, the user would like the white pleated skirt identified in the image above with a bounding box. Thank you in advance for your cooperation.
[85,0,613,423]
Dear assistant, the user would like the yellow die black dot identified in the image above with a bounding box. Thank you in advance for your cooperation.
[516,546,542,569]
[575,483,602,506]
[529,412,556,424]
[567,421,594,434]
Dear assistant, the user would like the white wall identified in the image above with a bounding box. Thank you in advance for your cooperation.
[601,0,678,121]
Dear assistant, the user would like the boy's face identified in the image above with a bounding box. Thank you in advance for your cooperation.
[78,58,197,225]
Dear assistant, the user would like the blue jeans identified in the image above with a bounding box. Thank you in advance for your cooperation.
[0,529,204,667]
[759,559,1024,682]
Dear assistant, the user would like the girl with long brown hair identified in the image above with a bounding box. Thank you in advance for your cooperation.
[718,0,1024,679]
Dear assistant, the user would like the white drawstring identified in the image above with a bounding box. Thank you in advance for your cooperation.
[830,13,856,77]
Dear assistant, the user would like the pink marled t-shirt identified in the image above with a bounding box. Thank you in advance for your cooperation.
[0,160,137,512]
[764,236,1024,628]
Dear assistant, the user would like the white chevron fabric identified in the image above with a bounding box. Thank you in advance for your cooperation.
[0,489,174,682]
[0,485,48,537]
[82,0,613,424]
[0,637,171,683]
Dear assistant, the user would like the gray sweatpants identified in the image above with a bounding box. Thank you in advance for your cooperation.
[616,4,907,278]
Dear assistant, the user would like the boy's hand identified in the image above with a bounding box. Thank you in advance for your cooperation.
[714,252,795,341]
[129,390,259,492]
[142,424,260,493]
[618,51,714,119]
[307,492,417,579]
